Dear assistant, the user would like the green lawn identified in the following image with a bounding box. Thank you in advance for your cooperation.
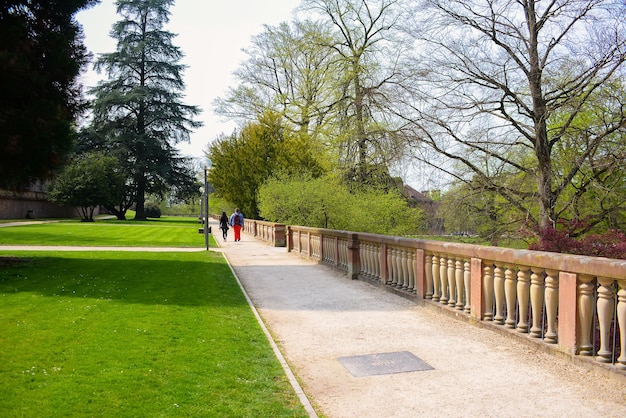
[0,216,212,247]
[0,220,308,417]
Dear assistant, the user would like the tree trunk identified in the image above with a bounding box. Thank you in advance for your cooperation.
[526,2,554,230]
[134,174,147,220]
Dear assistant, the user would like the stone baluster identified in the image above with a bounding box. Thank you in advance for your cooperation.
[447,257,456,307]
[529,267,545,338]
[504,266,517,328]
[596,277,615,363]
[577,275,596,356]
[455,259,464,310]
[482,263,494,320]
[374,245,381,280]
[617,279,626,370]
[398,248,407,289]
[432,254,441,302]
[387,248,394,286]
[401,249,409,289]
[439,255,449,304]
[493,263,505,325]
[463,260,471,313]
[425,253,434,299]
[544,269,559,344]
[517,267,531,333]
[363,243,374,277]
[393,248,401,287]
[359,245,366,276]
[408,251,416,292]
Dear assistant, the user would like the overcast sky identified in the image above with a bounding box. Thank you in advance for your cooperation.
[76,0,301,163]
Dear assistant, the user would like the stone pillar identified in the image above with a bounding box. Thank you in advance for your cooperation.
[273,224,286,247]
[557,272,578,354]
[347,233,360,280]
[470,257,483,320]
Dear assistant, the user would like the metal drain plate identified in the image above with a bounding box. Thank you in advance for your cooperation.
[337,351,433,377]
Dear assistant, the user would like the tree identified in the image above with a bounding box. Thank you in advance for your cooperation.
[47,152,125,222]
[0,0,97,188]
[302,0,407,185]
[207,112,324,219]
[216,0,409,189]
[396,0,626,233]
[214,20,340,146]
[88,0,201,220]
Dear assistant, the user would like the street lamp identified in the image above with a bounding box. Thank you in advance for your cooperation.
[203,159,212,250]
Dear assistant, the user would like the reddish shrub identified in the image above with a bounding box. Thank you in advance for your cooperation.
[530,226,626,260]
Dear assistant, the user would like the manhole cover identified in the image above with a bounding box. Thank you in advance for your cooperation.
[337,351,433,377]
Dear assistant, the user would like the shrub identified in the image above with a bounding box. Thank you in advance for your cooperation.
[530,226,626,259]
[144,202,162,218]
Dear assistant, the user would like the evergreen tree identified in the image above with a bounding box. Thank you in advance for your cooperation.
[0,0,97,188]
[88,0,201,220]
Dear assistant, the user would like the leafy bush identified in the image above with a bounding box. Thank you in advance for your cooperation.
[258,174,425,235]
[144,202,162,218]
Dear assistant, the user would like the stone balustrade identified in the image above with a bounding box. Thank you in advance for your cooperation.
[242,219,286,247]
[284,225,626,377]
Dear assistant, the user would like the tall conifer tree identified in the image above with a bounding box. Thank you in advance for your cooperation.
[89,0,201,220]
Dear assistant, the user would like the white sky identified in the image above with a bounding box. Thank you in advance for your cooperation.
[76,0,301,162]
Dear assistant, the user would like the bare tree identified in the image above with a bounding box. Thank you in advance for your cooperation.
[214,20,340,144]
[396,0,626,231]
[302,0,406,183]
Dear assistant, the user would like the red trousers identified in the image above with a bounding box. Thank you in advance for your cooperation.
[233,225,242,241]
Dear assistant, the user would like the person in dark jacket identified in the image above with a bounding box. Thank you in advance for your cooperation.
[219,211,229,240]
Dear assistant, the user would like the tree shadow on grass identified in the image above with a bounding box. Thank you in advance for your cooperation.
[0,253,246,308]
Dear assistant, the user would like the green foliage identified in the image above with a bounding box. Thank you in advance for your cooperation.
[208,112,325,219]
[144,202,161,218]
[47,153,125,221]
[258,174,424,235]
[0,0,97,188]
[87,0,202,220]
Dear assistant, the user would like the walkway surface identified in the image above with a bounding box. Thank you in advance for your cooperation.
[2,220,626,417]
[213,225,626,418]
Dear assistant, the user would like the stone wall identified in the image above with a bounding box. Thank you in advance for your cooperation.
[0,189,79,219]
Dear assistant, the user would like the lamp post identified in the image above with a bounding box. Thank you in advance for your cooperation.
[203,158,212,251]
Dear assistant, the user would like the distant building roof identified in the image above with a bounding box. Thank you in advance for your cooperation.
[402,184,432,203]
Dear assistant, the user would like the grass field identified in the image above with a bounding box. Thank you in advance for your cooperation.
[0,219,308,417]
[0,216,212,248]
